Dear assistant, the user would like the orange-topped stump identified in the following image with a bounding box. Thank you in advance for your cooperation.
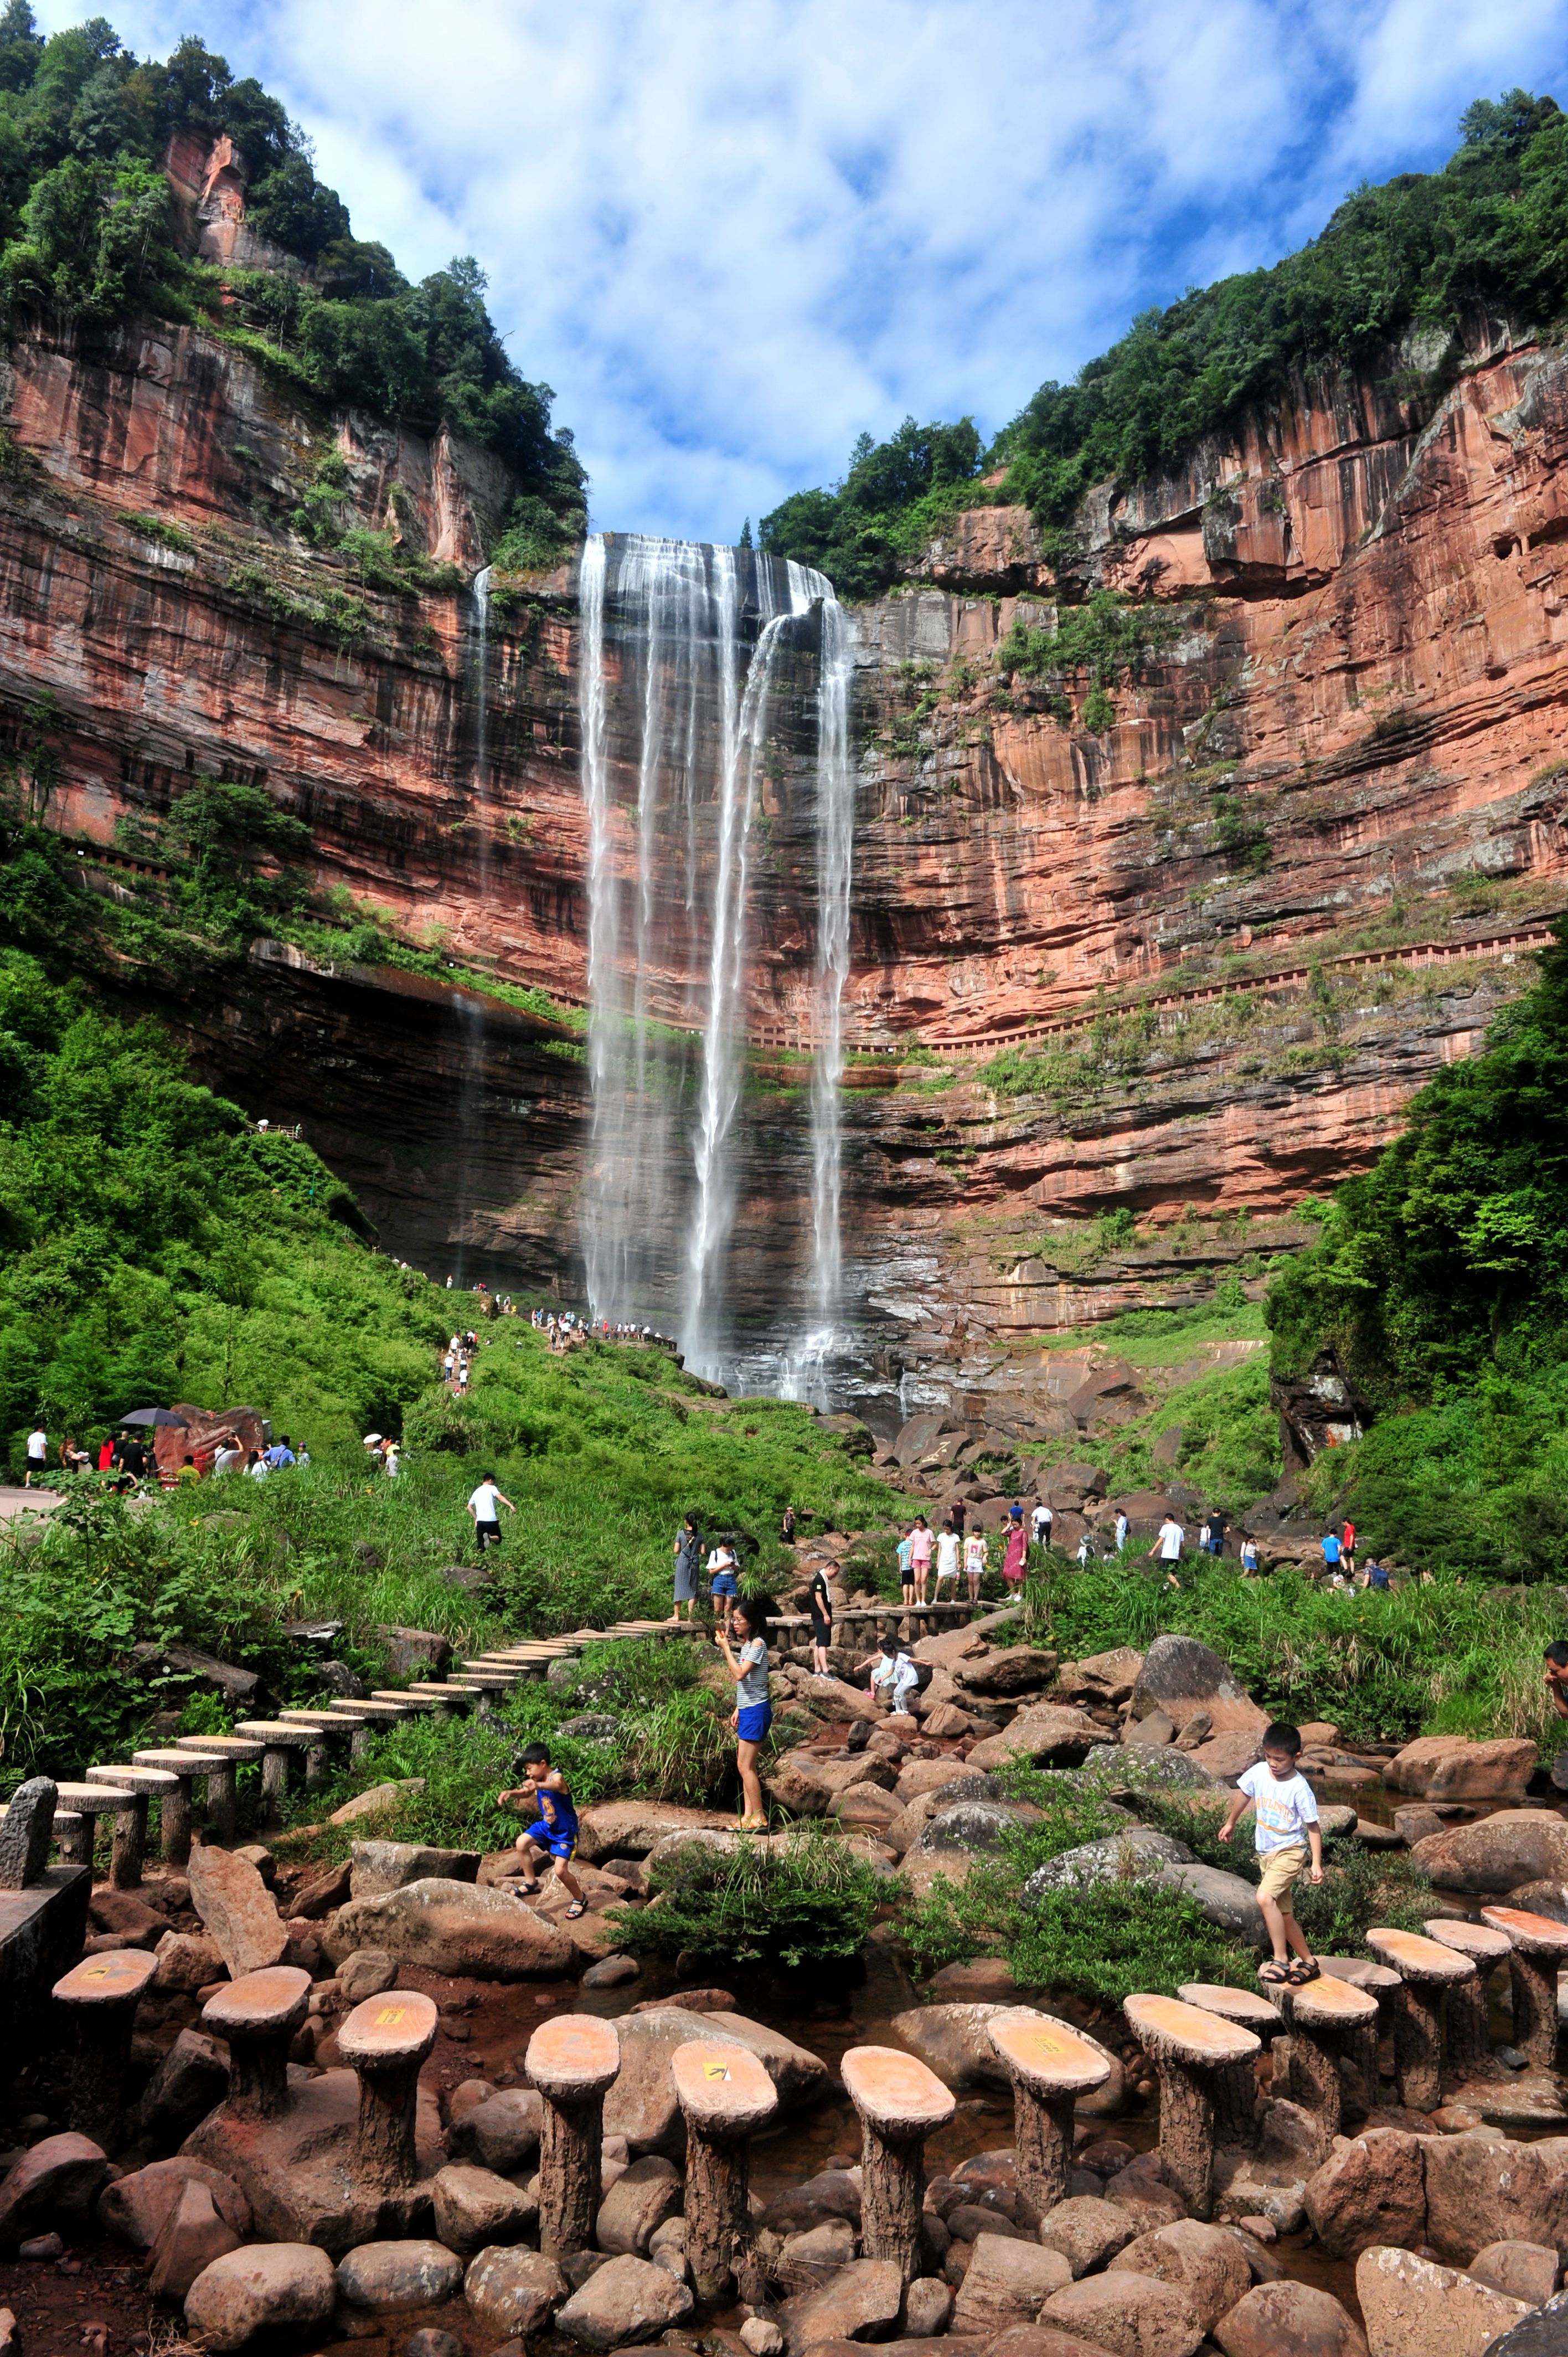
[1480,1906,1568,2070]
[1280,1973,1378,2137]
[131,1748,227,1865]
[671,2039,778,2299]
[987,2007,1112,2210]
[1366,1928,1475,2110]
[1123,1993,1261,2219]
[176,1734,264,1843]
[203,1965,312,2121]
[1426,1918,1513,2079]
[526,2013,621,2258]
[337,1988,438,2189]
[54,1946,159,2148]
[841,2045,955,2284]
[1177,1982,1282,2143]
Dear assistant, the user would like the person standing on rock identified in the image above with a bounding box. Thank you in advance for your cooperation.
[499,1742,587,1918]
[808,1562,833,1676]
[781,1504,797,1545]
[933,1517,962,1599]
[467,1471,513,1553]
[1114,1508,1128,1552]
[964,1525,988,1603]
[706,1535,740,1630]
[896,1526,916,1607]
[1218,1721,1323,1986]
[672,1512,703,1623]
[1320,1526,1343,1576]
[717,1597,772,1831]
[908,1515,933,1605]
[1031,1499,1052,1549]
[1002,1512,1028,1592]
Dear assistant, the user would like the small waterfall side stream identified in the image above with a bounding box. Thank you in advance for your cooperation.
[576,533,855,1389]
[450,563,492,1284]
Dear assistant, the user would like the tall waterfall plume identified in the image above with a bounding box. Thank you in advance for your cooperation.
[576,532,855,1386]
[450,562,493,1285]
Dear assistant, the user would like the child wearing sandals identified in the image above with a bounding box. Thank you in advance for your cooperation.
[498,1742,588,1919]
[1217,1721,1324,1986]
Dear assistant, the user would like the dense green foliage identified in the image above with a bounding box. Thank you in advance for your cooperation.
[759,416,987,600]
[617,1825,886,1972]
[992,590,1184,732]
[0,8,582,536]
[998,90,1568,523]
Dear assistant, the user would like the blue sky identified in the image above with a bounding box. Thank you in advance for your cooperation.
[37,0,1568,541]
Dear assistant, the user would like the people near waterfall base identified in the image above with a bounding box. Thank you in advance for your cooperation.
[1545,1641,1568,1721]
[1002,1510,1028,1590]
[706,1535,739,1629]
[498,1742,586,1918]
[964,1526,988,1603]
[467,1471,513,1552]
[1218,1721,1323,1986]
[896,1527,916,1605]
[933,1518,961,1597]
[808,1563,833,1676]
[671,1511,703,1624]
[1031,1499,1052,1548]
[718,1597,772,1830]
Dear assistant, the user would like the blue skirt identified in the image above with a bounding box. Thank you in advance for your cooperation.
[736,1703,772,1744]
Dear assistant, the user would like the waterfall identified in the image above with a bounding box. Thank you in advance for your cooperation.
[451,563,493,1285]
[577,533,853,1386]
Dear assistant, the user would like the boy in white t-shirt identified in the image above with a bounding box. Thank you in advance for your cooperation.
[1218,1721,1323,1985]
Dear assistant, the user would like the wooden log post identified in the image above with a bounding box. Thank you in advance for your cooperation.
[841,2046,955,2284]
[526,2013,620,2260]
[234,1722,317,1825]
[86,1765,179,1885]
[54,1783,138,1882]
[1123,1995,1260,2221]
[671,2038,778,2299]
[1177,1983,1280,2145]
[203,1966,312,2121]
[1480,1907,1568,2071]
[131,1748,227,1866]
[277,1709,367,1787]
[1311,1956,1402,2119]
[1424,1918,1512,2081]
[1365,1929,1474,2112]
[53,1947,159,2149]
[987,2008,1111,2210]
[329,1698,412,1762]
[176,1735,264,1844]
[1275,1973,1379,2140]
[338,1989,439,2189]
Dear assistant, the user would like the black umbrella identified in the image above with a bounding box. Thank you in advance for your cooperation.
[120,1408,189,1427]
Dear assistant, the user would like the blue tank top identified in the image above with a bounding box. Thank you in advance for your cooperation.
[537,1783,579,1840]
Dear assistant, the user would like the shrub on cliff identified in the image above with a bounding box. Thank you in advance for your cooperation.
[760,415,989,601]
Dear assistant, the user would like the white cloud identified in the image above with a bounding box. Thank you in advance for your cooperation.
[36,0,1568,538]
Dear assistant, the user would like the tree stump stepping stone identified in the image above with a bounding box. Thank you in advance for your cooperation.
[234,1721,321,1819]
[1272,1973,1378,2138]
[176,1736,264,1843]
[131,1749,228,1865]
[204,1966,312,2120]
[53,1782,137,1877]
[85,1764,179,1888]
[527,2012,620,2260]
[337,1988,439,2189]
[1424,1918,1513,2078]
[53,1945,158,2148]
[1122,1994,1260,2219]
[671,2037,778,2298]
[1176,1984,1281,2142]
[278,1710,368,1774]
[1365,1928,1476,2111]
[987,2007,1112,2209]
[841,2045,955,2284]
[1479,1907,1568,2071]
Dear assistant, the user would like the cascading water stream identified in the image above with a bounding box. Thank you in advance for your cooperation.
[450,563,493,1284]
[577,533,854,1387]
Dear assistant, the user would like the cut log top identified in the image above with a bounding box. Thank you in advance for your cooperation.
[233,1722,316,1744]
[525,2011,620,2098]
[1123,1993,1261,2067]
[1479,1905,1568,1957]
[279,1710,362,1729]
[176,1735,264,1762]
[53,1782,136,1813]
[1365,1928,1477,1983]
[670,2037,779,2132]
[133,1748,227,1773]
[840,2044,956,2135]
[1177,1984,1282,2035]
[1312,1955,1401,1991]
[1424,1918,1514,1964]
[987,2006,1113,2097]
[369,1692,436,1710]
[337,1989,440,2066]
[331,1700,408,1717]
[203,1965,312,2035]
[54,1947,158,2004]
[1288,1973,1379,2028]
[85,1764,178,1793]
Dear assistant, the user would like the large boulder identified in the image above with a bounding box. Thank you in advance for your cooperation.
[555,2251,695,2349]
[1131,1635,1266,1738]
[1354,2245,1532,2357]
[432,2164,537,2254]
[574,1800,739,1861]
[966,1705,1113,1773]
[464,2246,566,2336]
[950,2233,1072,2333]
[781,2258,903,2355]
[1408,1814,1568,1896]
[136,2028,230,2148]
[602,2008,828,2155]
[348,1841,481,1898]
[909,1802,1024,1860]
[1042,2269,1206,2357]
[321,1878,575,1978]
[0,2134,110,2241]
[1481,2289,1568,2356]
[1467,2242,1561,2306]
[1022,1830,1195,1898]
[183,2244,336,2351]
[891,2004,1119,2103]
[146,2178,244,2304]
[1214,2280,1369,2357]
[335,2241,464,2314]
[187,1846,287,1979]
[1420,2129,1568,2262]
[596,2155,681,2254]
[1184,1732,1265,1783]
[1107,2222,1250,2335]
[1152,1860,1269,1949]
[1303,2131,1427,2260]
[1384,1737,1538,1800]
[1038,2196,1144,2277]
[100,2158,251,2252]
[895,1757,982,1802]
[446,2086,543,2173]
[761,2171,863,2239]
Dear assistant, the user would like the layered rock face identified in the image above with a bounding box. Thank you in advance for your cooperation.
[6,302,1568,1383]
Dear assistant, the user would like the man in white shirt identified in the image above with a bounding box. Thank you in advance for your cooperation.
[1149,1517,1184,1563]
[24,1425,47,1486]
[467,1473,514,1552]
[1030,1501,1052,1547]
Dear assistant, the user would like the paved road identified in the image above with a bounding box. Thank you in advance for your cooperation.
[0,1485,63,1520]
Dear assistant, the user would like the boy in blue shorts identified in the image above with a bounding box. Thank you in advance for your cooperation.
[498,1742,587,1918]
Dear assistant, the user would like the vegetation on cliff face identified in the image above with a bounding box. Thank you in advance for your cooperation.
[765,89,1568,595]
[0,7,583,545]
